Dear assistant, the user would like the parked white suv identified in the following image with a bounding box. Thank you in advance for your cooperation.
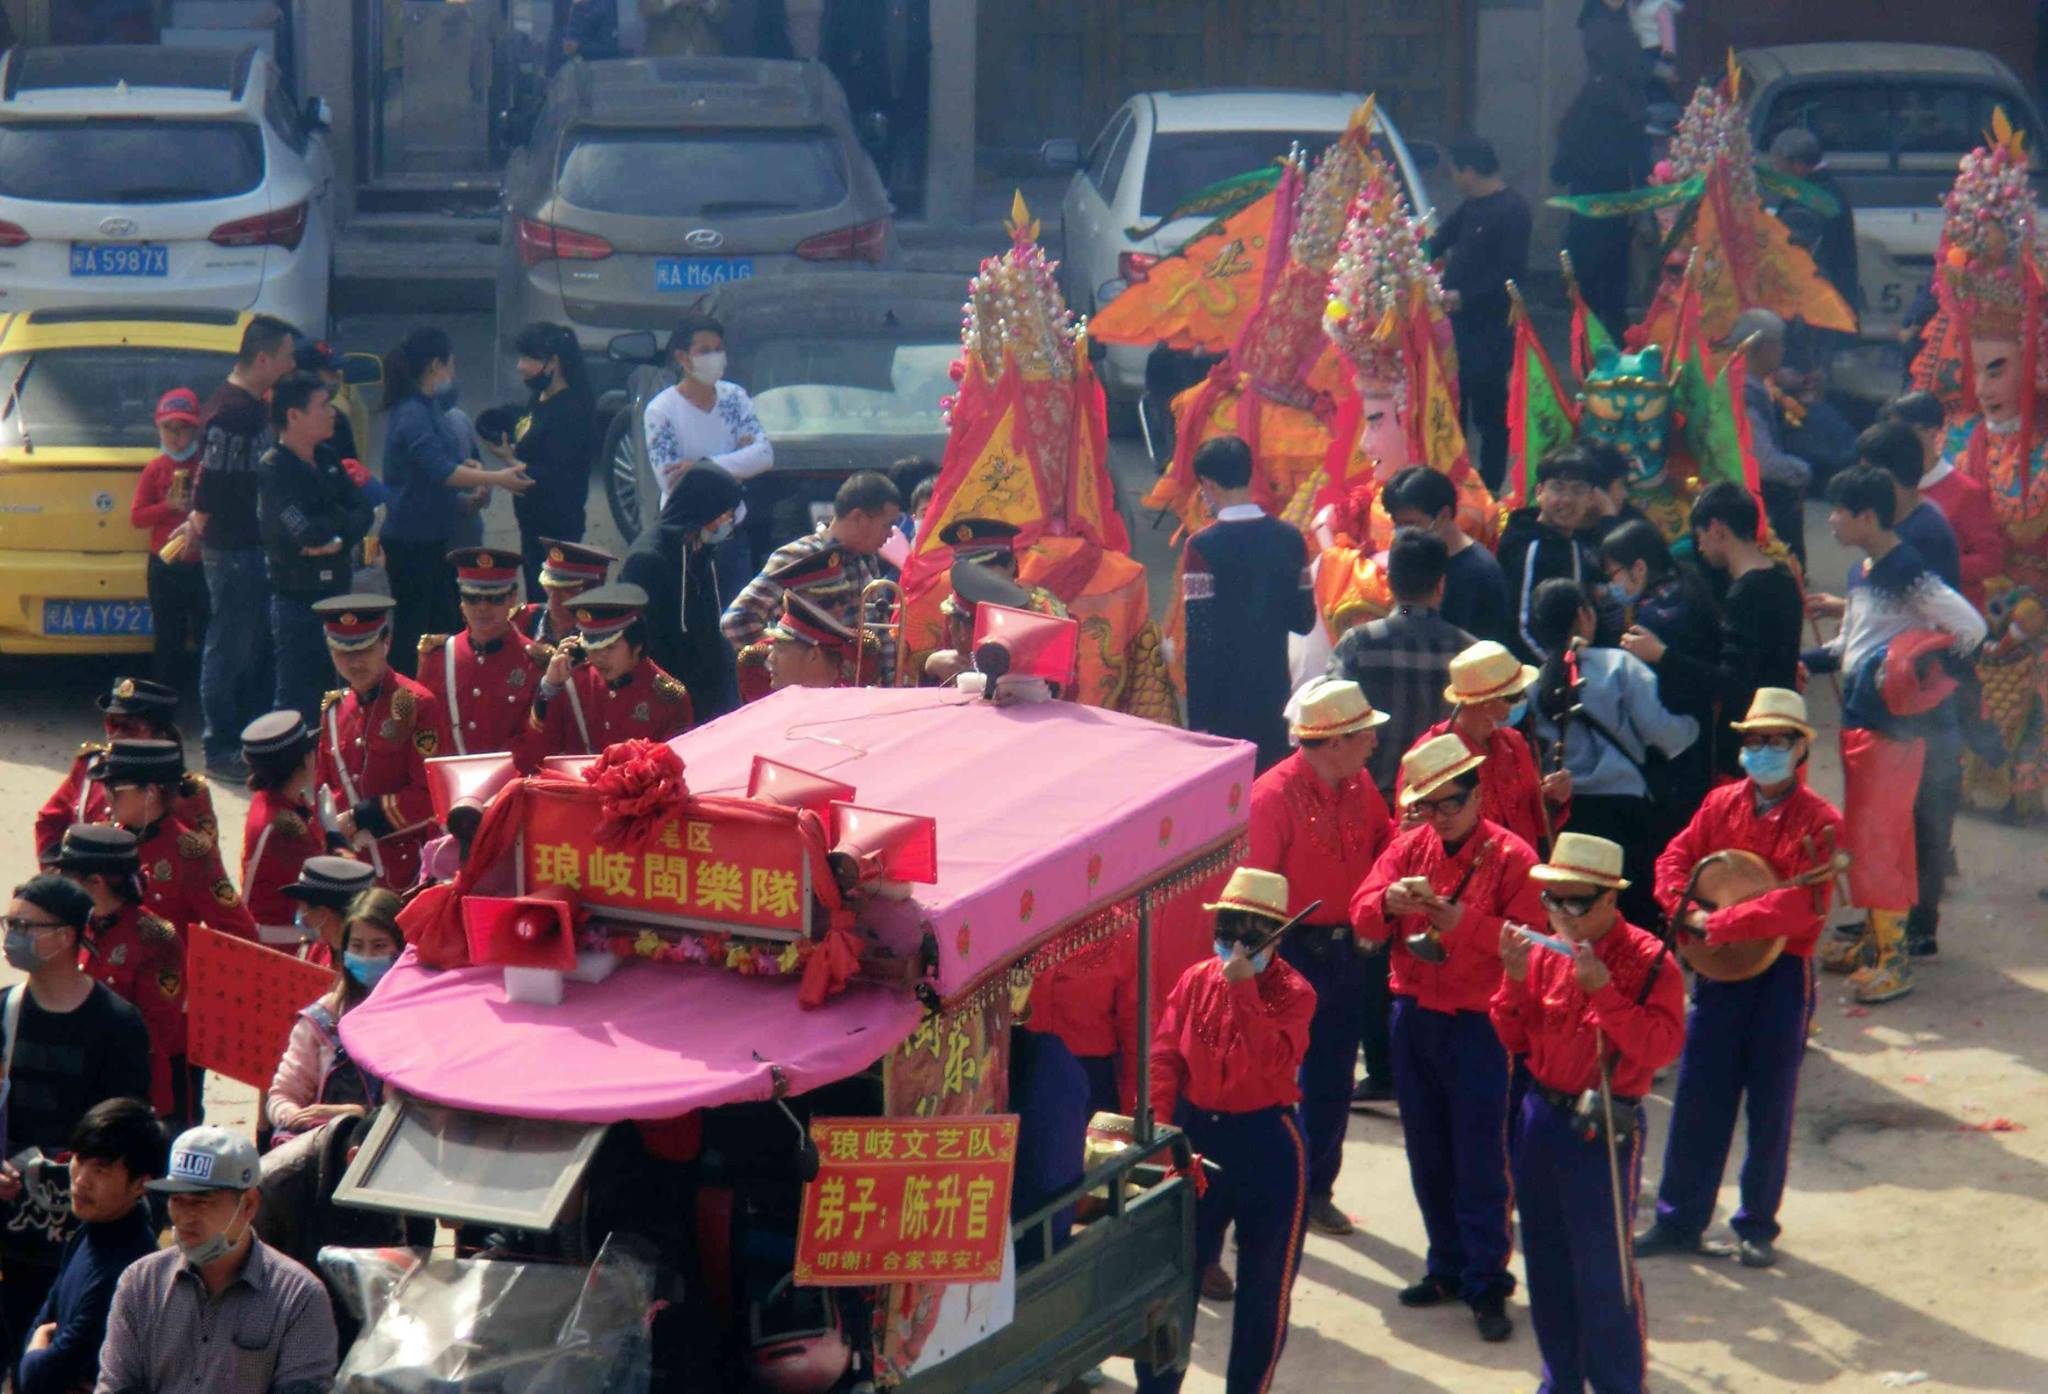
[1046,89,1437,402]
[0,44,337,334]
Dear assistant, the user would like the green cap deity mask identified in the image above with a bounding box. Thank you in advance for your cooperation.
[1579,345,1672,486]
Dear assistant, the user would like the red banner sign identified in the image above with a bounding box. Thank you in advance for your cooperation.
[186,927,335,1090]
[520,792,811,936]
[795,1116,1019,1287]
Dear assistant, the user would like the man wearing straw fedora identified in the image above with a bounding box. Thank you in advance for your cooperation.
[1491,832,1684,1394]
[1246,679,1394,1237]
[1138,868,1314,1394]
[1406,641,1567,856]
[1354,733,1547,1341]
[1637,688,1841,1269]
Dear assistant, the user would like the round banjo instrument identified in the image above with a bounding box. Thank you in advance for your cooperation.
[1674,846,1849,983]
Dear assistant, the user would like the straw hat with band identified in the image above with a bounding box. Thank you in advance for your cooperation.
[1291,678,1390,742]
[1728,686,1815,741]
[1398,732,1487,809]
[1528,831,1630,890]
[1202,867,1291,925]
[1444,641,1538,706]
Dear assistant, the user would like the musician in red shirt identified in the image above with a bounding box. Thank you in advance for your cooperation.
[515,537,615,646]
[1404,641,1568,854]
[1137,868,1314,1394]
[1353,733,1544,1341]
[98,739,258,944]
[279,855,377,969]
[312,594,446,891]
[239,711,349,947]
[35,677,217,865]
[417,547,552,765]
[523,584,693,757]
[1244,678,1391,1236]
[1490,833,1684,1394]
[1637,688,1840,1269]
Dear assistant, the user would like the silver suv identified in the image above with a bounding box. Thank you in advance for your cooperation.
[496,56,897,386]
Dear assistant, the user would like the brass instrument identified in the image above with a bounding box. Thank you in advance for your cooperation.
[856,577,905,687]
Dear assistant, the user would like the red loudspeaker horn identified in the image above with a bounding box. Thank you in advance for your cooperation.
[542,754,600,780]
[747,756,858,822]
[969,603,1079,695]
[463,892,578,971]
[425,754,520,839]
[826,803,938,897]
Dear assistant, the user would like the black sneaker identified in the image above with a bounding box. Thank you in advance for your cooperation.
[1398,1274,1459,1308]
[1908,936,1939,959]
[1632,1220,1704,1258]
[1737,1237,1777,1268]
[1470,1294,1513,1342]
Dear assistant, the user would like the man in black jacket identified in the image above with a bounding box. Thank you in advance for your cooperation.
[621,461,745,724]
[1427,136,1532,494]
[258,373,374,725]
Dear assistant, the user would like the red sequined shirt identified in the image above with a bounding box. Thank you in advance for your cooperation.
[1408,718,1550,854]
[1150,956,1315,1119]
[1488,918,1684,1097]
[1351,818,1544,1013]
[1246,751,1394,924]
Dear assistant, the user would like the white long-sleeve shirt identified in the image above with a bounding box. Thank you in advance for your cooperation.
[644,379,773,505]
[1812,541,1986,680]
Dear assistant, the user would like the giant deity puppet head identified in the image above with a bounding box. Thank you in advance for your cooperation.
[1322,169,1443,482]
[1578,344,1673,488]
[1936,112,2044,425]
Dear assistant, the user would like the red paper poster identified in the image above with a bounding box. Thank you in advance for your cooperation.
[186,926,334,1090]
[521,791,812,935]
[795,1116,1019,1287]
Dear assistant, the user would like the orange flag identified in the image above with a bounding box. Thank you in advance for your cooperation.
[1087,192,1280,354]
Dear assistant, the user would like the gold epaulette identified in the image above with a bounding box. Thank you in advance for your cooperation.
[321,689,344,715]
[654,673,689,704]
[274,809,308,838]
[525,640,554,664]
[77,740,109,760]
[390,687,416,725]
[180,771,208,798]
[138,911,175,943]
[176,828,215,859]
[418,633,449,657]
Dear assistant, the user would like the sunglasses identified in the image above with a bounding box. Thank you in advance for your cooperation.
[1411,789,1471,818]
[2,917,70,936]
[1540,889,1606,918]
[1739,733,1800,751]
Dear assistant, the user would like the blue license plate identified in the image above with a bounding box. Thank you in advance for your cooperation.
[654,256,754,292]
[43,599,152,637]
[70,243,169,277]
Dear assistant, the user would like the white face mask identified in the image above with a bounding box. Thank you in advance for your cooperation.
[687,351,726,386]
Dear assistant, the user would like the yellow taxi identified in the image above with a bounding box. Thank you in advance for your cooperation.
[0,308,374,655]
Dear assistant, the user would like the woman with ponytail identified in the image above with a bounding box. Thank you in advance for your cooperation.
[490,323,599,596]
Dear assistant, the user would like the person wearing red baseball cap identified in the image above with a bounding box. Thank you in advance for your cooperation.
[130,388,210,690]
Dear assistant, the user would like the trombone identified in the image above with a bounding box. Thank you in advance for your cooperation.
[856,577,905,687]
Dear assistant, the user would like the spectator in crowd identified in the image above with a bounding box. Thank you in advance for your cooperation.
[129,389,210,691]
[15,1099,162,1394]
[1624,482,1804,780]
[643,311,772,603]
[0,874,151,1367]
[1769,127,1860,315]
[1499,447,1604,662]
[1630,0,1681,109]
[1732,310,1814,565]
[379,326,533,675]
[191,314,297,777]
[1553,23,1648,340]
[278,856,378,971]
[267,890,399,1147]
[558,0,621,66]
[1177,437,1314,769]
[1579,440,1652,544]
[1527,577,1700,926]
[260,373,374,727]
[293,341,359,467]
[1886,389,2005,611]
[889,456,940,542]
[489,323,598,598]
[623,462,747,720]
[1384,467,1510,646]
[1427,135,1532,493]
[98,1126,338,1394]
[1856,418,1961,590]
[1600,518,1719,821]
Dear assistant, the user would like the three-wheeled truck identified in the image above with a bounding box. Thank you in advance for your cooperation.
[326,686,1253,1392]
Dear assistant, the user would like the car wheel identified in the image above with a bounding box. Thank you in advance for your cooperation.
[601,409,649,544]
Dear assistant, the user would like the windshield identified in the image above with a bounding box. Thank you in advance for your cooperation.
[0,347,235,450]
[557,127,849,218]
[0,119,265,203]
[741,339,953,438]
[1140,127,1374,217]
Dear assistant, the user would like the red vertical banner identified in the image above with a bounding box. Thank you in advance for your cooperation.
[186,927,335,1090]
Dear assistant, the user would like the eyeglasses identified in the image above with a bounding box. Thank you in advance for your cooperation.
[1740,733,1799,751]
[1540,889,1606,918]
[2,917,70,936]
[1411,789,1471,818]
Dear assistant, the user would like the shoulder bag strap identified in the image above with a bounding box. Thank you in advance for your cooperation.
[1,983,24,1085]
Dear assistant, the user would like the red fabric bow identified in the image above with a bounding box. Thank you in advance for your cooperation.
[585,739,690,852]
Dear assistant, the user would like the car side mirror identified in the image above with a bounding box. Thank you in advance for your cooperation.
[340,352,383,388]
[1041,137,1081,174]
[608,330,660,364]
[1405,139,1443,173]
[304,96,333,132]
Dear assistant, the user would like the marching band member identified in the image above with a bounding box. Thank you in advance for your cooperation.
[417,547,552,763]
[515,537,615,645]
[1406,641,1565,854]
[762,591,876,693]
[1245,678,1392,1237]
[1352,732,1544,1341]
[1491,833,1684,1394]
[312,594,446,891]
[1138,868,1314,1394]
[49,825,193,1125]
[1636,688,1841,1268]
[239,711,349,949]
[35,677,216,863]
[278,855,377,969]
[98,739,256,944]
[525,583,693,757]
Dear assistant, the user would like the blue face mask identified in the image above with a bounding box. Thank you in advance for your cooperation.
[702,518,736,546]
[1505,698,1528,727]
[1739,745,1797,786]
[344,952,394,991]
[1213,938,1272,972]
[166,439,200,463]
[293,908,317,939]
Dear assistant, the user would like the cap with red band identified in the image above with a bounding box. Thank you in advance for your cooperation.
[312,593,396,652]
[571,583,648,649]
[155,388,202,425]
[446,546,521,595]
[767,591,857,654]
[763,546,846,592]
[538,538,614,591]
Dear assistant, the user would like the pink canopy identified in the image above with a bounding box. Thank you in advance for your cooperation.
[342,689,1253,1121]
[342,954,924,1122]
